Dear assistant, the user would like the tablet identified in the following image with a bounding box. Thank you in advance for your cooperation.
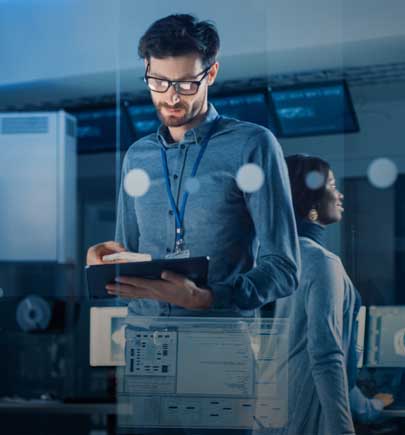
[85,256,210,299]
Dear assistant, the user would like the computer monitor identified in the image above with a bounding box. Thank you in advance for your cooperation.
[270,80,359,137]
[69,105,135,153]
[90,308,289,430]
[365,306,405,367]
[127,103,160,140]
[210,92,279,135]
[128,91,279,139]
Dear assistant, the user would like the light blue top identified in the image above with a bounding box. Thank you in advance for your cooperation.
[274,237,357,435]
[115,104,300,316]
[350,385,384,424]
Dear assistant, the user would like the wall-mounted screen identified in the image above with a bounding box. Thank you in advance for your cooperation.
[270,81,359,137]
[127,103,160,140]
[128,91,278,140]
[69,106,134,153]
[211,92,278,134]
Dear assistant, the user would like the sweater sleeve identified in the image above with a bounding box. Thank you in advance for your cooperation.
[350,385,384,423]
[305,255,356,435]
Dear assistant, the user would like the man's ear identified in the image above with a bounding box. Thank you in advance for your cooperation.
[207,62,219,86]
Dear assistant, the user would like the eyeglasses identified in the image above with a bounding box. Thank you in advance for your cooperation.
[144,64,212,96]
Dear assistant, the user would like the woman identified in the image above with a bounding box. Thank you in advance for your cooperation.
[273,154,392,435]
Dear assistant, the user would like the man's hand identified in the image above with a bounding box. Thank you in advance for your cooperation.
[373,393,394,408]
[86,241,126,265]
[106,270,213,310]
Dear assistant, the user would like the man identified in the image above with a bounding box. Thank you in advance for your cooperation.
[87,14,299,316]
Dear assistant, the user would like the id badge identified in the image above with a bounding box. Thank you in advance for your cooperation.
[165,249,191,259]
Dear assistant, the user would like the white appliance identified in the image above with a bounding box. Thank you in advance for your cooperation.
[0,110,77,263]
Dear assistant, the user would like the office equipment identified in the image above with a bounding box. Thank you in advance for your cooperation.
[86,256,210,299]
[16,295,52,332]
[0,111,76,263]
[356,305,405,419]
[127,91,278,139]
[211,91,278,133]
[90,306,128,366]
[270,80,359,137]
[90,310,290,430]
[381,371,405,417]
[365,306,405,367]
[127,103,160,139]
[69,105,134,153]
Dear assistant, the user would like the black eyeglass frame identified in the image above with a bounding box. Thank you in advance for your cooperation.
[143,64,213,95]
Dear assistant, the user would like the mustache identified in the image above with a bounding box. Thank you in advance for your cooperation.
[158,102,187,110]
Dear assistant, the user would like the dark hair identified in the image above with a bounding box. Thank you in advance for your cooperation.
[138,14,220,67]
[285,154,331,219]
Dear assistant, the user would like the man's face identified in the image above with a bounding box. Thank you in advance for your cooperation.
[146,54,217,128]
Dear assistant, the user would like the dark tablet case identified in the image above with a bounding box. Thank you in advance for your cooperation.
[85,256,210,299]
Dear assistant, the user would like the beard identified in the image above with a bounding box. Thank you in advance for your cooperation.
[156,102,191,127]
[153,91,206,128]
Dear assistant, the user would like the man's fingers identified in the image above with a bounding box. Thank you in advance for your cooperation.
[103,259,130,264]
[161,270,188,284]
[104,241,126,251]
[87,256,104,265]
[86,241,127,265]
[87,248,104,265]
[106,283,148,298]
[115,276,169,292]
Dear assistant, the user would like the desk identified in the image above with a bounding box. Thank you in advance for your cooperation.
[0,401,120,435]
[0,400,118,415]
[381,408,405,418]
[0,402,227,435]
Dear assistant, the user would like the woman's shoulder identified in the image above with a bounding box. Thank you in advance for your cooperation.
[300,237,343,272]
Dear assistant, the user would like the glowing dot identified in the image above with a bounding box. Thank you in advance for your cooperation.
[185,177,201,194]
[305,171,325,190]
[367,158,398,189]
[153,331,165,345]
[124,169,150,197]
[112,325,126,348]
[236,164,264,193]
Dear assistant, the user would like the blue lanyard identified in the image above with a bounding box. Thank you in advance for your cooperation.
[160,117,219,249]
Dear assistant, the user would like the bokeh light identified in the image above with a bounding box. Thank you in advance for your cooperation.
[367,158,398,189]
[305,170,325,190]
[124,169,151,197]
[185,177,201,194]
[236,164,264,193]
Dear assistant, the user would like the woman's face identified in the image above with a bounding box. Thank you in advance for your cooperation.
[316,170,344,225]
